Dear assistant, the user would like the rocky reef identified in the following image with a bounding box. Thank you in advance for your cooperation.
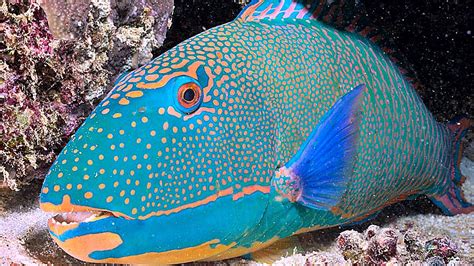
[0,0,173,190]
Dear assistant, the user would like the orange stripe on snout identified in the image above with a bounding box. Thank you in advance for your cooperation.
[139,187,234,219]
[139,185,271,219]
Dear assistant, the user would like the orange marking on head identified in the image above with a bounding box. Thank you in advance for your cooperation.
[125,91,144,98]
[139,187,234,219]
[215,65,222,75]
[171,59,190,69]
[159,68,172,74]
[145,74,160,81]
[128,77,142,83]
[232,185,271,201]
[50,233,122,263]
[183,107,216,121]
[203,66,215,98]
[167,106,182,118]
[123,84,133,92]
[216,75,229,87]
[148,65,159,73]
[137,61,204,90]
[118,98,130,105]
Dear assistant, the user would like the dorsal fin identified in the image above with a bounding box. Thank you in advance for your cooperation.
[236,0,424,93]
[237,0,360,26]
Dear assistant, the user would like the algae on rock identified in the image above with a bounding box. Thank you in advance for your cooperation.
[0,0,174,190]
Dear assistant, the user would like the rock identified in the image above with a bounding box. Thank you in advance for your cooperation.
[337,230,365,263]
[366,228,399,263]
[403,230,424,260]
[38,0,91,40]
[0,0,174,190]
[425,256,447,266]
[364,224,380,239]
[424,237,458,263]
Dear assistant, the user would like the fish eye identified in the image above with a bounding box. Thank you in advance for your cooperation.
[177,82,201,112]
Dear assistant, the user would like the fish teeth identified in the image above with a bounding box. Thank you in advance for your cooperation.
[84,213,98,222]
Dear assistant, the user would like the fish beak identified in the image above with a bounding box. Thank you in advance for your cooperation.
[40,195,132,236]
[40,197,128,263]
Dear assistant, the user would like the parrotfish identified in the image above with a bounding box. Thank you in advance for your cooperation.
[39,0,473,263]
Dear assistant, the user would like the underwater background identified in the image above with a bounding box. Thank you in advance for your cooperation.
[0,0,473,264]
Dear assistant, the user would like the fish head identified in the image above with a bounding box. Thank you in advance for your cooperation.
[39,33,272,263]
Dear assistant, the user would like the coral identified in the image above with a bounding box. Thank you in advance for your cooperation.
[336,230,365,263]
[336,225,462,264]
[364,224,380,239]
[424,237,459,263]
[0,0,173,190]
[403,230,425,260]
[365,228,399,263]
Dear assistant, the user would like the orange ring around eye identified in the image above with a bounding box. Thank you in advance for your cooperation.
[178,82,201,109]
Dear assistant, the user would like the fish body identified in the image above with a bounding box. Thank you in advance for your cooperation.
[39,0,472,263]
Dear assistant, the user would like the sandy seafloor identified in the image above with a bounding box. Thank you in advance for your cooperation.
[1,157,473,265]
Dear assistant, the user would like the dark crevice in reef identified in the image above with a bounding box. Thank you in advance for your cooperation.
[154,0,243,57]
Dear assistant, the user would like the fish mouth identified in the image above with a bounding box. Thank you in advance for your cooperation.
[40,195,132,237]
[47,210,120,236]
[50,211,114,225]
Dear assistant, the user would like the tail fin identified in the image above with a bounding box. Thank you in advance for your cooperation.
[430,117,474,215]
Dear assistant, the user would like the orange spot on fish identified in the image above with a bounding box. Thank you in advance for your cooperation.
[167,106,182,118]
[126,91,144,98]
[118,98,129,105]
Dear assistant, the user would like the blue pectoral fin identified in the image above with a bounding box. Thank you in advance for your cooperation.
[272,84,366,211]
